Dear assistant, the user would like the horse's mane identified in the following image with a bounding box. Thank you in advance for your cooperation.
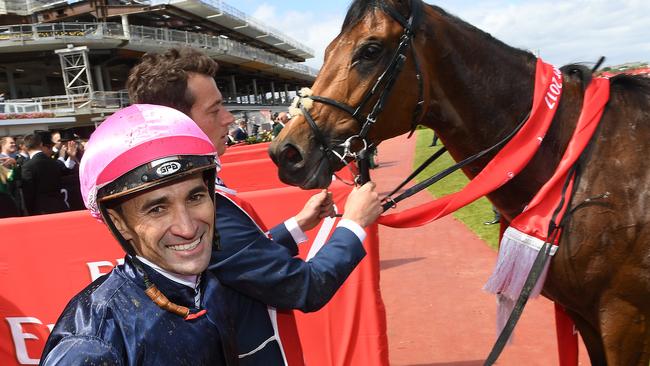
[561,63,650,102]
[560,64,594,90]
[342,0,530,59]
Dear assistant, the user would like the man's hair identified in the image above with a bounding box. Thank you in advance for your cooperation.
[0,136,13,149]
[127,48,220,115]
[23,134,42,150]
[15,136,25,148]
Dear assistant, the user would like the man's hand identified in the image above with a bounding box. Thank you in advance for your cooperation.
[295,189,335,232]
[0,157,16,168]
[341,182,382,228]
[66,141,79,161]
[58,144,67,159]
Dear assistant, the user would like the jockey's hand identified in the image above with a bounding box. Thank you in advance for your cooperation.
[342,182,382,228]
[295,189,335,231]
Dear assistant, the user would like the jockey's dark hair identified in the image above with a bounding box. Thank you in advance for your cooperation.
[127,47,219,116]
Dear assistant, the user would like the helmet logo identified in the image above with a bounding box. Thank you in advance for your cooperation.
[156,161,182,176]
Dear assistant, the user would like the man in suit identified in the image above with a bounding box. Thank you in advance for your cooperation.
[233,119,248,142]
[127,47,383,365]
[20,133,68,215]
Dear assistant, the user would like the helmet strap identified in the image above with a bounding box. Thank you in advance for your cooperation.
[131,255,208,321]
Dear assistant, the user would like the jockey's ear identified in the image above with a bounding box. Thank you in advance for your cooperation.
[106,207,134,242]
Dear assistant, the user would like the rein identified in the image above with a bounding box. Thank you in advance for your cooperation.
[295,0,425,184]
[382,110,530,212]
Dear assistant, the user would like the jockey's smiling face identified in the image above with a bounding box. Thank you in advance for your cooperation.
[108,174,214,276]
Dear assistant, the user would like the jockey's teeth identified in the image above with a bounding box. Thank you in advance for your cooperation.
[168,238,200,251]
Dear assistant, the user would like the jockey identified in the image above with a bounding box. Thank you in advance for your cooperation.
[40,104,241,365]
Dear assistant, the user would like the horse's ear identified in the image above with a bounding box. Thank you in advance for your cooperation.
[387,0,412,21]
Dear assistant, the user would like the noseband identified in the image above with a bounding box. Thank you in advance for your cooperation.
[294,0,425,184]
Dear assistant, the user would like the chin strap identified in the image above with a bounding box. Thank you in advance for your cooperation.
[132,257,208,321]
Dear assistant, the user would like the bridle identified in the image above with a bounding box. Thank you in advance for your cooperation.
[295,0,425,184]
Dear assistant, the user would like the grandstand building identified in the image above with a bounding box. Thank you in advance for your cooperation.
[0,0,318,136]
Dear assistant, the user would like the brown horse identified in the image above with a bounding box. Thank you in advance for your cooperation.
[269,0,650,365]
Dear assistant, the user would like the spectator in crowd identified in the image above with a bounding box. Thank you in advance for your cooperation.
[0,136,17,159]
[233,119,248,141]
[484,205,501,225]
[56,129,81,170]
[1,136,17,171]
[127,47,383,364]
[20,133,68,215]
[14,136,29,161]
[0,163,19,218]
[0,92,5,113]
[51,131,62,157]
[272,112,288,138]
[0,136,22,216]
[41,105,240,365]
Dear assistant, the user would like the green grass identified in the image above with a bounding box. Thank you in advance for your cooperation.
[412,129,500,250]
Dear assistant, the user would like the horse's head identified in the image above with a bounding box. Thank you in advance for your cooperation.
[269,0,428,189]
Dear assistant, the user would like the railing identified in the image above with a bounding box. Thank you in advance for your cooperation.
[2,0,83,14]
[3,0,313,57]
[0,22,319,77]
[0,91,130,114]
[194,0,314,57]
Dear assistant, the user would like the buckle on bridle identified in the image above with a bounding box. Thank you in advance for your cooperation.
[333,134,369,164]
[384,196,397,209]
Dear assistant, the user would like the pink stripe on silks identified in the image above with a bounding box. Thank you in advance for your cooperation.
[378,59,563,228]
[96,136,215,186]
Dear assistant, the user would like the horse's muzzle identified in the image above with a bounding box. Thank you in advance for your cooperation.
[268,140,333,189]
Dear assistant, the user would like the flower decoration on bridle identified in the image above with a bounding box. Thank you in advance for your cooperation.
[289,87,314,117]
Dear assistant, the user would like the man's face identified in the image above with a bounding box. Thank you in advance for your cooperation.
[279,112,289,124]
[187,73,235,156]
[1,137,16,154]
[51,132,61,150]
[109,174,214,275]
[41,144,53,157]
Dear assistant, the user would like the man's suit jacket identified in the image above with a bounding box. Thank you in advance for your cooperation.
[20,152,68,215]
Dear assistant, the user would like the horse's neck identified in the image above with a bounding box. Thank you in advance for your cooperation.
[419,8,579,219]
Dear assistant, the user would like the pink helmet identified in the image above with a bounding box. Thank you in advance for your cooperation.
[80,104,219,222]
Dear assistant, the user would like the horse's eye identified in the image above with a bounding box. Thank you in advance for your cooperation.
[360,44,382,61]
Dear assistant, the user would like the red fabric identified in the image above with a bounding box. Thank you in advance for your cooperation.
[220,158,291,192]
[0,176,388,366]
[221,143,272,164]
[555,304,579,366]
[378,59,562,228]
[512,77,608,366]
[238,183,389,366]
[510,78,610,240]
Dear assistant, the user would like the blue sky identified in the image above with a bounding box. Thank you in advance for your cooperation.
[233,1,649,70]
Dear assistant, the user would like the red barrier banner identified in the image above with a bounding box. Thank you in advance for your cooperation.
[220,158,291,192]
[221,142,272,164]
[0,180,388,365]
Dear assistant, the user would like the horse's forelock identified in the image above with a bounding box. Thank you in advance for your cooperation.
[342,0,381,32]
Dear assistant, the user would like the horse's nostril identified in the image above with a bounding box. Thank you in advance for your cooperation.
[281,143,303,167]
